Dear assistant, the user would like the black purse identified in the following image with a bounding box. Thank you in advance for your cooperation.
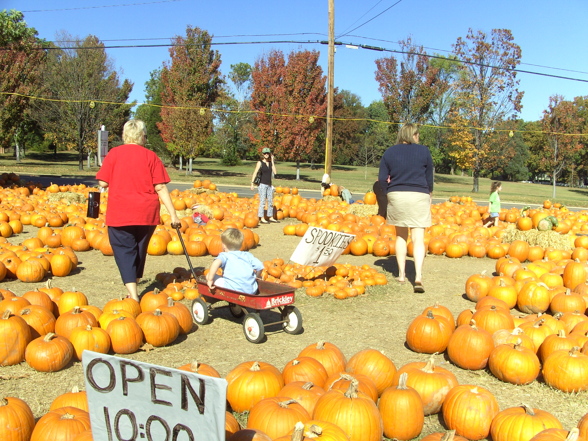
[253,165,262,185]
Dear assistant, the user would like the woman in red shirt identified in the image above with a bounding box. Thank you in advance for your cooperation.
[96,120,180,301]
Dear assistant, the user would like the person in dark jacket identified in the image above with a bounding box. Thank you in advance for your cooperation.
[378,123,433,293]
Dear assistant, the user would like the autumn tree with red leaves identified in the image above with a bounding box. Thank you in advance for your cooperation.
[251,49,327,179]
[375,38,449,131]
[158,26,224,174]
[452,28,523,192]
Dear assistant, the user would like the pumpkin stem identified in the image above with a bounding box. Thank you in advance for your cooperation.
[278,399,297,408]
[469,319,478,329]
[397,372,409,390]
[316,340,326,350]
[190,361,200,372]
[289,422,305,441]
[0,398,7,406]
[343,378,359,399]
[301,382,314,390]
[85,325,93,331]
[292,359,301,366]
[71,386,80,393]
[2,310,11,319]
[426,310,435,319]
[44,333,56,342]
[153,309,162,316]
[440,430,457,441]
[60,412,75,420]
[566,428,580,441]
[305,424,323,438]
[422,355,437,373]
[522,404,535,415]
[250,361,261,371]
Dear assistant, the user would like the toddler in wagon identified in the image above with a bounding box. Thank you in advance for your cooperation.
[206,228,264,295]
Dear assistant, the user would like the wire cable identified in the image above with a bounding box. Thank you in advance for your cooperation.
[21,0,185,13]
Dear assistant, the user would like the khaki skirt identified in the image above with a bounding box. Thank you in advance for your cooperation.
[386,191,431,228]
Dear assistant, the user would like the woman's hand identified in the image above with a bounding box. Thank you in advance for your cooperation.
[250,183,255,191]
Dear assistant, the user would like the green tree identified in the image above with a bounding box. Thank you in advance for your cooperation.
[0,10,47,153]
[251,49,327,179]
[360,101,393,167]
[134,68,167,159]
[452,28,524,192]
[33,33,133,169]
[332,90,368,165]
[157,26,224,174]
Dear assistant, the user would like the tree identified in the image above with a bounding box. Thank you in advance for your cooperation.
[33,33,133,169]
[134,68,167,159]
[251,49,327,179]
[0,10,47,153]
[157,26,224,174]
[375,38,449,130]
[540,95,583,197]
[211,62,256,165]
[452,28,524,192]
[332,90,368,165]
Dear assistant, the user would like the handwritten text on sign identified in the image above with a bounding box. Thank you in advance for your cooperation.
[82,351,227,441]
[290,226,355,266]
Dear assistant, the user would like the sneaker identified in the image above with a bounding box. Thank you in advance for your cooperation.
[269,218,279,223]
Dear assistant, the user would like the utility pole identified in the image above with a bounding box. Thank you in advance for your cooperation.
[325,0,335,176]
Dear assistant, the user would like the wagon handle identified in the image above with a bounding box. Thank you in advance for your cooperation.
[174,225,200,281]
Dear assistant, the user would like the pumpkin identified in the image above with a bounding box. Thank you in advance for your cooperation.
[135,309,180,347]
[313,379,383,441]
[57,290,88,315]
[30,406,91,441]
[22,289,54,311]
[282,356,328,388]
[159,297,193,334]
[49,386,89,412]
[421,430,469,441]
[519,318,557,351]
[345,348,397,396]
[55,306,98,340]
[69,325,111,360]
[538,330,582,362]
[106,316,144,354]
[16,259,46,283]
[246,397,310,440]
[542,347,588,392]
[579,413,588,439]
[277,381,325,417]
[509,240,530,262]
[551,289,587,315]
[563,260,587,290]
[406,310,453,354]
[465,271,493,302]
[441,385,499,440]
[0,296,31,315]
[529,428,581,441]
[487,279,518,309]
[471,305,515,334]
[490,405,563,441]
[447,319,494,370]
[177,360,221,377]
[392,355,458,415]
[378,372,424,440]
[139,288,168,313]
[493,327,536,352]
[517,281,551,314]
[488,340,541,385]
[17,305,56,339]
[226,361,284,412]
[0,397,35,441]
[0,310,32,366]
[324,372,378,402]
[98,309,134,330]
[298,341,347,378]
[25,333,74,372]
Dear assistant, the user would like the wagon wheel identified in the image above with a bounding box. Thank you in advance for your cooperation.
[228,303,245,318]
[242,313,265,344]
[281,305,303,335]
[191,298,209,325]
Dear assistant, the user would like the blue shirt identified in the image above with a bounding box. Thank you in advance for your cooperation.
[378,143,434,195]
[216,251,264,295]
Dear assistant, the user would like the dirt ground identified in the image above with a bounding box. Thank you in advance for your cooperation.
[1,218,587,440]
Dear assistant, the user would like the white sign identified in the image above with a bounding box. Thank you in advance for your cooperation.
[98,130,109,166]
[82,351,227,441]
[290,226,355,266]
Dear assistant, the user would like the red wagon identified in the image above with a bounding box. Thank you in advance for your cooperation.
[191,278,303,343]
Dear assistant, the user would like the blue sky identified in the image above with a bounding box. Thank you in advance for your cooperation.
[5,0,588,122]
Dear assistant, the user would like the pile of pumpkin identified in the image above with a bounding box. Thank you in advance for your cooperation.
[0,283,193,372]
[4,340,588,441]
[404,255,588,393]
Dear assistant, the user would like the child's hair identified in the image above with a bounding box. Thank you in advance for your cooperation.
[490,181,501,194]
[221,228,244,251]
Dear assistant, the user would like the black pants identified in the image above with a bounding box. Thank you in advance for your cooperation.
[108,225,156,284]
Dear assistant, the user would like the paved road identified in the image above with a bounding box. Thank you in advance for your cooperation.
[18,173,547,211]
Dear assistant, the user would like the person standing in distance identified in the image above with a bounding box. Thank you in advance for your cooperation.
[97,119,181,301]
[250,147,278,223]
[378,123,433,293]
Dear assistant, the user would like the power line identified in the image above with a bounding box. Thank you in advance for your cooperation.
[336,0,388,38]
[21,0,185,13]
[337,0,405,38]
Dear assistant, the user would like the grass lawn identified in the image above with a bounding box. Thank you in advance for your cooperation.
[1,152,587,208]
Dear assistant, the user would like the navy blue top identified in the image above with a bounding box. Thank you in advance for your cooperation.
[378,143,434,194]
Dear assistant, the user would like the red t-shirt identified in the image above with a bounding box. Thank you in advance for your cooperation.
[96,144,170,226]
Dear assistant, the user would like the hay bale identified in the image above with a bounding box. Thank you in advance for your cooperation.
[186,188,215,195]
[500,226,574,250]
[347,204,379,217]
[47,192,86,204]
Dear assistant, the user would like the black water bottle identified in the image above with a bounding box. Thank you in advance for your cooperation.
[86,191,101,218]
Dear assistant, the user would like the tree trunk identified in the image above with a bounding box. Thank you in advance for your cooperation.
[179,156,183,171]
[296,160,300,180]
